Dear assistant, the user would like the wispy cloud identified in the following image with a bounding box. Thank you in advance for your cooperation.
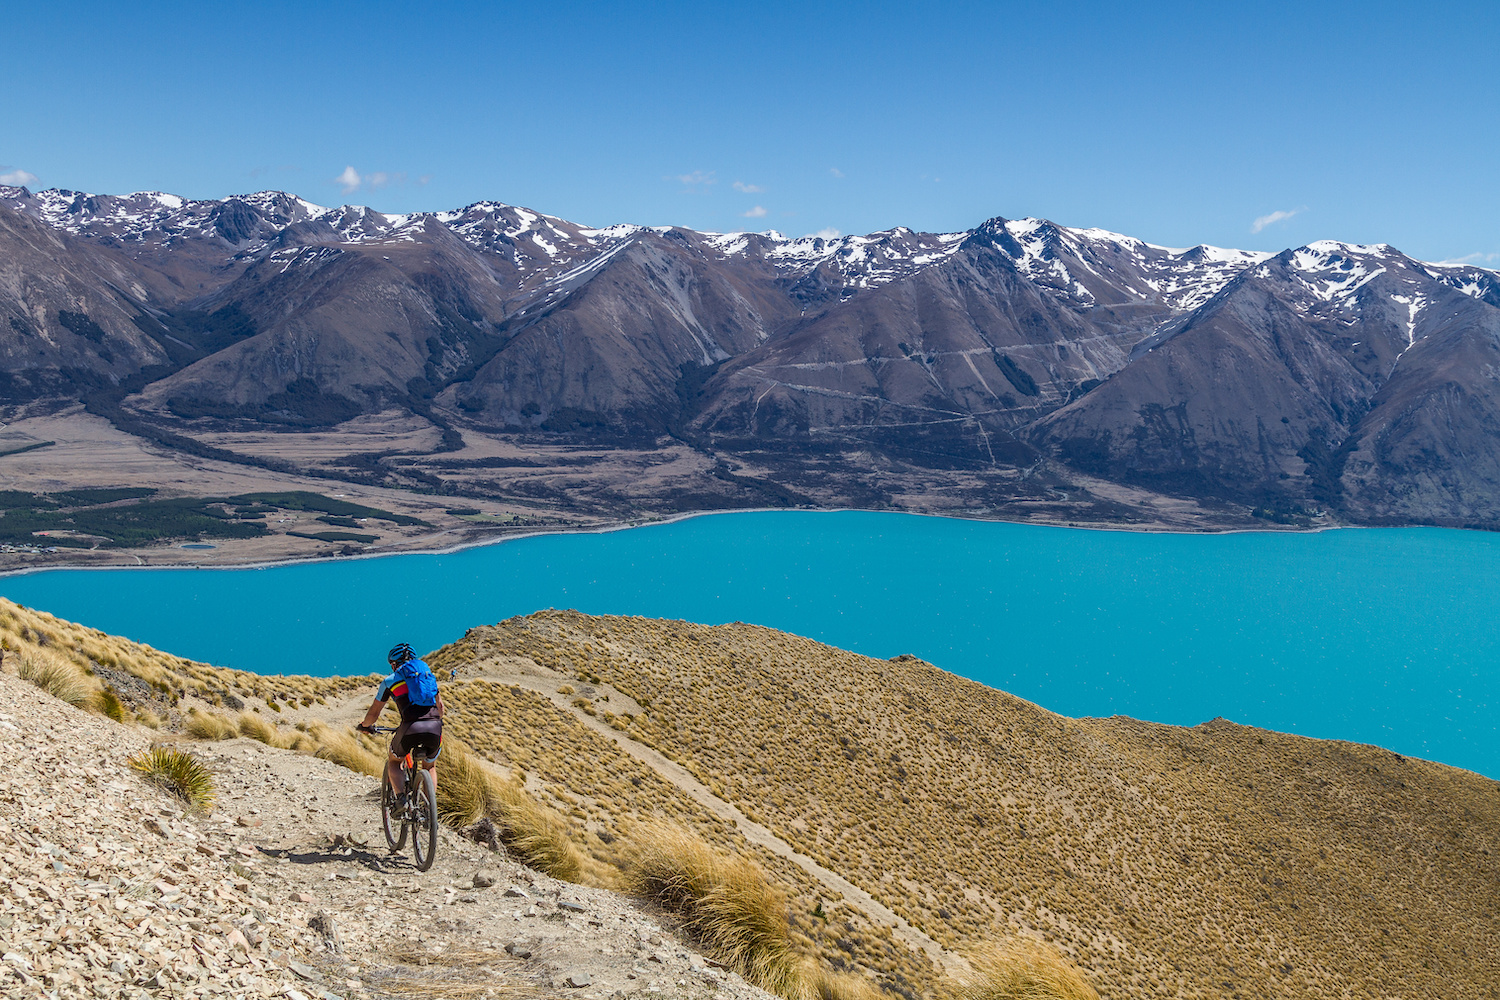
[1436,251,1500,267]
[829,167,845,179]
[1251,206,1305,234]
[732,180,763,193]
[335,166,416,196]
[741,205,768,218]
[809,227,841,240]
[0,167,39,187]
[672,170,716,190]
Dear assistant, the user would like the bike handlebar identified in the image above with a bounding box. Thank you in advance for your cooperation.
[359,725,399,734]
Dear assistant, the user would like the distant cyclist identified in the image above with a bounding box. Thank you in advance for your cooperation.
[357,643,445,804]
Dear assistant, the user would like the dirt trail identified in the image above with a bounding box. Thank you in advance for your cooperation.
[2,667,775,1000]
[453,655,964,975]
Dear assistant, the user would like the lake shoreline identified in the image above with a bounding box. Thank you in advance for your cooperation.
[0,503,1343,577]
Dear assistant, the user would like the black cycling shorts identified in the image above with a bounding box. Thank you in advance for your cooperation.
[392,719,442,761]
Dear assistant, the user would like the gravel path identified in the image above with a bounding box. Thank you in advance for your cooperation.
[0,670,776,1000]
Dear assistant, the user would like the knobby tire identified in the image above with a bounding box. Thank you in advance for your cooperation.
[411,767,438,871]
[381,773,407,851]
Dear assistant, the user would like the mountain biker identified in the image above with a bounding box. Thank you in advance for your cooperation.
[357,643,445,805]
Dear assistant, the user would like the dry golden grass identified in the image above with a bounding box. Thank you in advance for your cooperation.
[183,708,237,741]
[946,940,1099,1000]
[485,775,586,882]
[802,964,884,1000]
[236,711,284,746]
[435,738,493,828]
[308,723,385,778]
[17,649,95,706]
[437,610,1500,1000]
[622,823,800,997]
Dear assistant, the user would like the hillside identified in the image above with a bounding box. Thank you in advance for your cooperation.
[431,612,1500,1000]
[4,598,1497,999]
[6,184,1500,543]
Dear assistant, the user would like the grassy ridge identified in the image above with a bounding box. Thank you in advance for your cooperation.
[442,611,1500,1000]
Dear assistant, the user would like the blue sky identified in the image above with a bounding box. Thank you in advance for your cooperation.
[4,1,1496,263]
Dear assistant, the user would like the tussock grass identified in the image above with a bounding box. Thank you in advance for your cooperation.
[622,823,799,996]
[17,650,94,706]
[237,711,286,746]
[309,724,385,777]
[184,708,237,741]
[485,774,585,882]
[92,686,127,722]
[436,740,491,828]
[130,746,217,813]
[803,965,883,1000]
[946,940,1099,1000]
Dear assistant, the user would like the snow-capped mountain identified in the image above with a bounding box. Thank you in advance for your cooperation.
[2,183,1499,527]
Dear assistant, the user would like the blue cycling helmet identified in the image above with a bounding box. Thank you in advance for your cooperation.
[387,642,415,665]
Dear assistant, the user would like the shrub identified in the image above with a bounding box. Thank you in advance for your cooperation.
[946,940,1100,1000]
[621,823,798,996]
[130,746,216,813]
[184,709,236,741]
[18,651,94,706]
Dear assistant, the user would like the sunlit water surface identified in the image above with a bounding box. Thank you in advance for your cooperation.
[2,511,1494,776]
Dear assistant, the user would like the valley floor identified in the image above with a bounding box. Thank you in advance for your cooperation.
[0,409,1290,574]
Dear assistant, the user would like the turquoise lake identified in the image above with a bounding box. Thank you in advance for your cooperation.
[1,510,1495,777]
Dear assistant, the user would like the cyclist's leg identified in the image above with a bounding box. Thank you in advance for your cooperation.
[407,724,442,792]
[386,733,406,798]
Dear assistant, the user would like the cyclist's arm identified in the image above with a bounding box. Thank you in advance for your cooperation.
[358,696,387,730]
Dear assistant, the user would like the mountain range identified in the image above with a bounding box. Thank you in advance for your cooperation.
[4,183,1500,527]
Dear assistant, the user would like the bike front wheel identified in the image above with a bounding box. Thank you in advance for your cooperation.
[381,773,407,851]
[410,767,438,871]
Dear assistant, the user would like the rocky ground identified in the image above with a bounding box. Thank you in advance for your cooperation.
[0,668,777,1000]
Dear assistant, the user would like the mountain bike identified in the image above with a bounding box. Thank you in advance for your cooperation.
[364,726,438,871]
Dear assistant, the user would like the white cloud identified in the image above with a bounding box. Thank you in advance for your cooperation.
[829,167,845,179]
[732,180,764,193]
[809,227,841,240]
[0,168,39,187]
[673,170,716,189]
[742,205,768,218]
[335,165,362,194]
[1436,251,1500,267]
[1251,207,1304,234]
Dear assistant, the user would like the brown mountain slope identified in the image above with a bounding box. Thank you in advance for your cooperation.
[439,610,1500,1000]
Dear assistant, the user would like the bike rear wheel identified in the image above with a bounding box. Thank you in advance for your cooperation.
[410,765,438,871]
[381,772,407,851]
